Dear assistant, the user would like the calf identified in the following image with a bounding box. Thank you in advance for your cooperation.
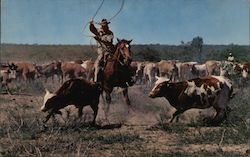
[41,78,102,124]
[149,76,234,125]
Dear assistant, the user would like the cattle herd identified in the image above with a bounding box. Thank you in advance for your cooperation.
[0,59,249,125]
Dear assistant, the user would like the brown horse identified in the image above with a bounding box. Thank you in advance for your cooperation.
[101,38,135,113]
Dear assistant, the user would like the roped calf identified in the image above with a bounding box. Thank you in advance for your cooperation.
[41,78,102,124]
[149,76,234,125]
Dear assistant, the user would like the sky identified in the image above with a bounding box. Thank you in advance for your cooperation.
[1,0,249,45]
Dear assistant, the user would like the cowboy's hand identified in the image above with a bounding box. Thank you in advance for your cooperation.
[90,18,94,24]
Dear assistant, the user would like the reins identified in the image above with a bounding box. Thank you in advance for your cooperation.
[105,44,125,66]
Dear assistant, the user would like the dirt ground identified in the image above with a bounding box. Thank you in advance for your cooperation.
[0,83,250,156]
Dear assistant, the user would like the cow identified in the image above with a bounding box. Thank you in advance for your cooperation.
[241,62,250,79]
[80,59,95,81]
[143,62,159,84]
[61,62,87,82]
[219,61,250,80]
[135,61,145,84]
[178,62,198,81]
[36,60,62,83]
[73,59,84,64]
[131,61,145,84]
[0,63,18,94]
[41,78,102,124]
[149,75,234,125]
[205,60,220,76]
[191,63,208,77]
[9,61,38,82]
[157,60,179,82]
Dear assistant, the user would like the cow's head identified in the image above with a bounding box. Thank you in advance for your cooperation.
[149,76,170,98]
[41,89,56,112]
[7,63,18,79]
[93,82,103,92]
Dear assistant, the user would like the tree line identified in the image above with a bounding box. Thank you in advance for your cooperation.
[1,37,249,63]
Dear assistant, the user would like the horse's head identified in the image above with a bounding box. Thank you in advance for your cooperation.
[116,38,133,65]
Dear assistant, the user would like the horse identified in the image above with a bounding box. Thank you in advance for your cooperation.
[100,38,136,115]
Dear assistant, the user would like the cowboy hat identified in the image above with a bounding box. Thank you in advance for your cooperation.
[99,19,110,25]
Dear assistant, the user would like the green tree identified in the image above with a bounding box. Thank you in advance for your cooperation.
[191,36,203,61]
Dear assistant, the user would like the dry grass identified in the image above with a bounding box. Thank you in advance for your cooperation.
[0,77,250,156]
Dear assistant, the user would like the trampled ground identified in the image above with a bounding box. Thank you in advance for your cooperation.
[0,82,249,156]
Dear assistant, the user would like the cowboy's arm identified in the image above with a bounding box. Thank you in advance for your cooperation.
[89,22,99,36]
[94,33,114,46]
[100,31,114,44]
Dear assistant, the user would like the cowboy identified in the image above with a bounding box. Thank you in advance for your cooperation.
[89,18,114,82]
[227,52,235,62]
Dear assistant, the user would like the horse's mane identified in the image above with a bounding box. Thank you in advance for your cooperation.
[113,39,128,53]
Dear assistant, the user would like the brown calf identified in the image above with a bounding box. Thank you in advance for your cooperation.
[41,78,102,124]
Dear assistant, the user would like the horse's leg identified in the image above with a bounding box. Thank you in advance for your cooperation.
[122,88,131,106]
[90,104,98,125]
[105,91,111,114]
[103,89,112,124]
[105,91,111,104]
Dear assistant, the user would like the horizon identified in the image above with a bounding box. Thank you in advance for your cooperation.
[1,0,249,45]
[2,42,250,46]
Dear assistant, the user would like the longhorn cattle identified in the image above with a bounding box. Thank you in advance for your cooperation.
[149,76,234,125]
[41,78,102,124]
